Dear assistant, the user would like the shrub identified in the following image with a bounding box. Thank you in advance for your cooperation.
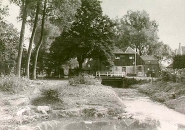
[41,88,60,102]
[32,88,63,106]
[69,74,97,86]
[123,78,148,88]
[0,75,30,93]
[160,69,185,83]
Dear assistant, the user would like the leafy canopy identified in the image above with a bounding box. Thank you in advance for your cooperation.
[50,0,116,69]
[116,10,159,55]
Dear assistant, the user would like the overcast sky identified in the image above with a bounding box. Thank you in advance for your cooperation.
[2,0,185,50]
[101,0,185,50]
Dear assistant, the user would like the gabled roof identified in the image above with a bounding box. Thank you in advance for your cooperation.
[140,55,157,61]
[125,47,136,54]
[140,55,158,64]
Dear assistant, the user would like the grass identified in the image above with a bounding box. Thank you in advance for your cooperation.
[133,81,185,114]
[0,75,126,129]
[0,75,30,93]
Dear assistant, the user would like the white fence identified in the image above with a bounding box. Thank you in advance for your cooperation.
[96,72,126,77]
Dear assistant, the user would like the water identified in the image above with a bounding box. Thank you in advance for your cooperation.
[115,88,185,130]
[62,88,185,130]
[27,87,185,130]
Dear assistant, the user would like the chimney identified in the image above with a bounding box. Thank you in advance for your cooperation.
[177,43,182,55]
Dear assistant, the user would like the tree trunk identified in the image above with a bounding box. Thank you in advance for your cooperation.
[77,55,84,74]
[32,0,47,80]
[25,1,40,78]
[16,0,28,77]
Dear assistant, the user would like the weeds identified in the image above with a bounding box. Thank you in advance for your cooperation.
[69,74,97,86]
[0,75,30,93]
[32,87,65,106]
[41,88,60,102]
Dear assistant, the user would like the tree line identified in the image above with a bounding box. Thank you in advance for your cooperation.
[0,0,174,79]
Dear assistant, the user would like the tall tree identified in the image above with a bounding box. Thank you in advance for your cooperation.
[14,0,28,77]
[32,0,47,79]
[30,20,60,78]
[150,42,174,62]
[25,0,40,78]
[50,0,116,72]
[0,21,19,74]
[30,0,80,79]
[116,10,159,55]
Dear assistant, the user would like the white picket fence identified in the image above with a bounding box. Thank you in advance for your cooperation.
[96,71,126,77]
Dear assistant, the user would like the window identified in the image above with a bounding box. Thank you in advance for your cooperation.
[122,67,126,72]
[115,56,120,59]
[129,56,134,59]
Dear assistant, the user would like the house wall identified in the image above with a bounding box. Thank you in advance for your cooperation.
[114,53,142,66]
[111,65,145,76]
[143,64,160,77]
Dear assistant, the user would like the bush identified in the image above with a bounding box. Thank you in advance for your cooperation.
[0,75,30,93]
[160,69,185,83]
[32,88,63,106]
[69,74,97,86]
[41,88,60,102]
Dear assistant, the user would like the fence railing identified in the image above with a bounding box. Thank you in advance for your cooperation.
[95,71,126,77]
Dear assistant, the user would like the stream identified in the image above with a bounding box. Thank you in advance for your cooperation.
[114,88,185,130]
[58,88,185,130]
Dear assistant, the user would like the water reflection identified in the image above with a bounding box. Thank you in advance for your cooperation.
[62,119,185,130]
[65,119,160,130]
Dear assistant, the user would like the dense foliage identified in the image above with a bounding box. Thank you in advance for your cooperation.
[50,0,116,72]
[160,69,185,83]
[0,21,19,75]
[116,10,159,55]
[0,75,30,93]
[173,55,185,69]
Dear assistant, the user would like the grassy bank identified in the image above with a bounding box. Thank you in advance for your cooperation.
[0,75,125,129]
[133,81,185,114]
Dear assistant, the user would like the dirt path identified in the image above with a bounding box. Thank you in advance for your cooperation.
[114,88,185,130]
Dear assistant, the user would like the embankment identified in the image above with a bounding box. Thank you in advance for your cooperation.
[133,81,185,114]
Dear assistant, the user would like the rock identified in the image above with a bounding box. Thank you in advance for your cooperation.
[16,106,31,116]
[17,126,34,130]
[33,88,40,94]
[9,97,29,106]
[37,106,51,115]
[117,113,133,120]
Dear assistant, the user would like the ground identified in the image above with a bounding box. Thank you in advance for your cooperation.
[0,79,125,129]
[133,80,185,114]
[1,78,185,129]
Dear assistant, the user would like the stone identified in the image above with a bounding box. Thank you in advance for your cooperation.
[37,106,51,115]
[9,97,29,106]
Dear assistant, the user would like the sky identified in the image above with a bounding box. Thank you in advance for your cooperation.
[101,0,185,50]
[2,0,185,50]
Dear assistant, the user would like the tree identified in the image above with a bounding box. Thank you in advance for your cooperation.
[32,0,47,79]
[31,21,60,78]
[0,21,19,74]
[13,0,29,77]
[149,41,174,65]
[173,55,185,69]
[25,0,40,78]
[30,0,80,79]
[0,0,8,20]
[50,0,116,72]
[116,10,159,55]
